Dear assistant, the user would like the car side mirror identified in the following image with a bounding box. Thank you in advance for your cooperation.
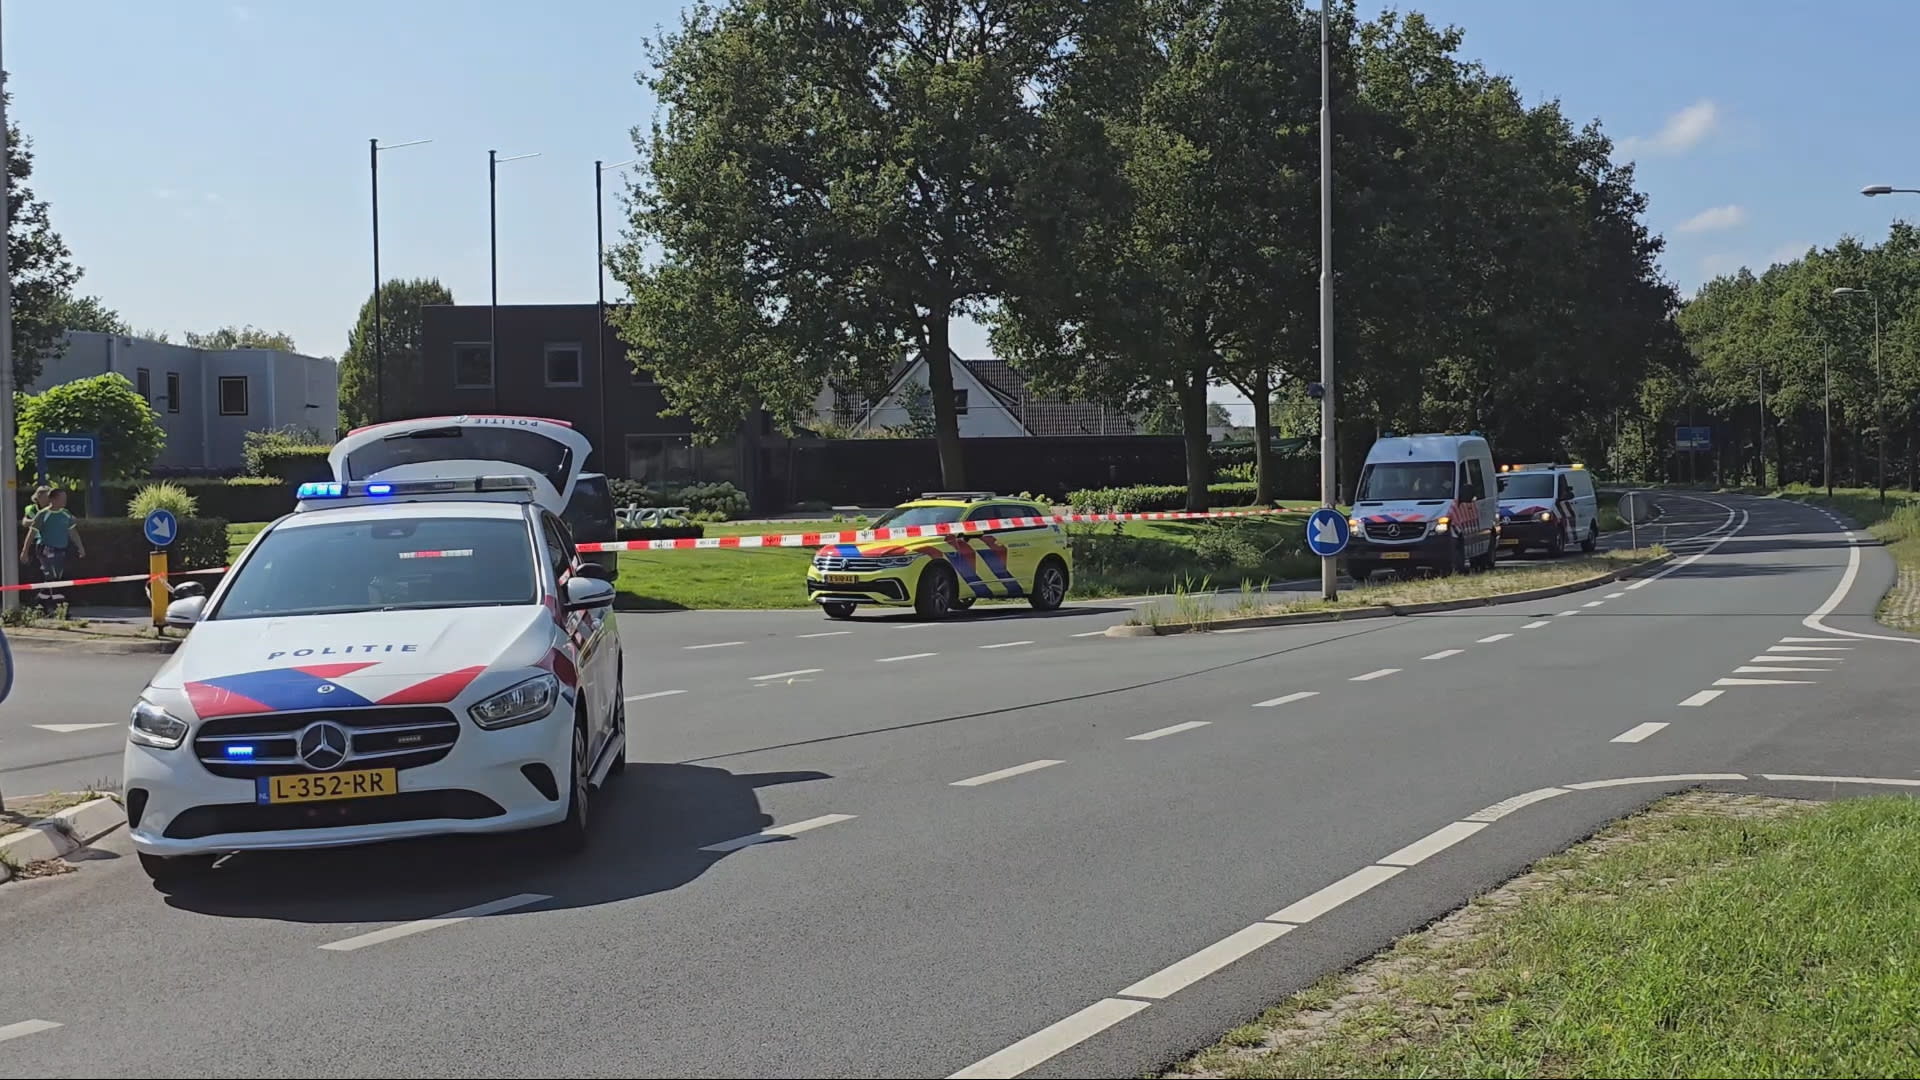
[165,595,208,628]
[563,575,616,612]
[574,561,613,581]
[172,580,207,599]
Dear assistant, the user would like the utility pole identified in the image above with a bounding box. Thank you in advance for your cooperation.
[1824,340,1833,498]
[370,138,382,422]
[1317,0,1338,601]
[0,27,20,619]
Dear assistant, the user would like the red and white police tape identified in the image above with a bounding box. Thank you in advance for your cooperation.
[1,505,1310,590]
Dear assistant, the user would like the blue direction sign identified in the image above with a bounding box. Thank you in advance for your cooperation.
[1675,425,1712,452]
[40,433,96,460]
[143,508,179,548]
[1305,507,1351,557]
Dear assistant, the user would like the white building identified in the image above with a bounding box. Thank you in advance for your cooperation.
[815,351,1137,438]
[29,331,339,472]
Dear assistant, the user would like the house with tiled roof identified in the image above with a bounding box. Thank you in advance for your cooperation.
[813,350,1139,437]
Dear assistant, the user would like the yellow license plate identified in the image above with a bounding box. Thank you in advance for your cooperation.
[824,573,858,584]
[260,768,398,805]
[1500,538,1520,546]
[1381,551,1412,560]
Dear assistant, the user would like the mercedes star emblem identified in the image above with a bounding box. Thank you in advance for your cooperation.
[297,721,350,771]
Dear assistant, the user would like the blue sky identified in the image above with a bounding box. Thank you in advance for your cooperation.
[10,0,1920,419]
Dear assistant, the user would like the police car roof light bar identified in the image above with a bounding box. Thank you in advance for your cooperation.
[917,490,997,502]
[296,475,538,503]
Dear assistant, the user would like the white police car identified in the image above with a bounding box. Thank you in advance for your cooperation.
[123,415,625,883]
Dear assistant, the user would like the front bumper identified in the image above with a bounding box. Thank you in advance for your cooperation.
[124,708,575,857]
[1497,519,1560,549]
[806,568,916,607]
[1344,530,1456,568]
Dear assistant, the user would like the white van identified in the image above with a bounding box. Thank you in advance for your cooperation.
[1495,462,1599,557]
[1344,433,1500,579]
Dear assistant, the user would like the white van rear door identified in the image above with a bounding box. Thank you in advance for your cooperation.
[330,415,590,515]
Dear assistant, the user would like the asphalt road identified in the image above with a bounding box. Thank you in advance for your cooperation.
[3,491,1916,1078]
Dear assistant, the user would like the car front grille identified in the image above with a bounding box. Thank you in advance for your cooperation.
[1364,520,1426,541]
[192,707,461,779]
[813,554,899,572]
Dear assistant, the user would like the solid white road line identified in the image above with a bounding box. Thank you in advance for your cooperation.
[318,894,550,952]
[750,668,822,681]
[798,630,852,638]
[1118,922,1295,1000]
[1422,649,1464,660]
[1767,644,1851,652]
[1523,620,1551,629]
[1612,722,1669,743]
[952,759,1064,786]
[1350,667,1400,682]
[1779,635,1848,643]
[625,689,687,703]
[1804,518,1918,642]
[1476,634,1512,644]
[31,723,115,733]
[1760,773,1920,787]
[876,652,937,663]
[1605,591,1626,599]
[684,641,745,650]
[1677,689,1724,707]
[1748,655,1840,663]
[1733,665,1829,674]
[979,640,1033,649]
[1463,786,1569,823]
[1127,720,1210,742]
[1377,821,1487,867]
[1582,600,1605,608]
[1715,676,1815,686]
[699,813,856,852]
[0,1020,61,1043]
[1252,690,1319,708]
[945,998,1150,1079]
[1267,864,1405,924]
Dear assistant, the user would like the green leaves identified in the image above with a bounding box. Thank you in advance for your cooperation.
[7,76,82,390]
[337,278,454,429]
[13,373,166,483]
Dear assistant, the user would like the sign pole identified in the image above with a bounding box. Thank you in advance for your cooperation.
[1316,0,1338,602]
[143,507,178,633]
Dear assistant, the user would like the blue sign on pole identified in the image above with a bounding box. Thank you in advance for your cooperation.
[40,434,97,460]
[1305,508,1351,558]
[1675,425,1712,452]
[143,508,179,549]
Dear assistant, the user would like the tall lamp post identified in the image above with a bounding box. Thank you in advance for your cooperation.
[489,150,540,412]
[1316,0,1338,601]
[596,158,635,468]
[369,138,431,423]
[1,32,18,617]
[1831,287,1885,505]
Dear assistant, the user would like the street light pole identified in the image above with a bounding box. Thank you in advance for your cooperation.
[0,36,19,618]
[1317,0,1338,601]
[369,138,430,424]
[1755,357,1766,487]
[1824,340,1833,498]
[489,150,539,414]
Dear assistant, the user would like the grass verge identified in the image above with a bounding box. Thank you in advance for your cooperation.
[1171,792,1920,1079]
[1771,484,1920,631]
[0,790,102,840]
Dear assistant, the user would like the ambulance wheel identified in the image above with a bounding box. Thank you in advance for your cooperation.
[914,562,959,619]
[822,601,856,619]
[1580,523,1599,553]
[1029,557,1069,611]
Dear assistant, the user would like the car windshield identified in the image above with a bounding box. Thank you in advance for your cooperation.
[870,505,966,529]
[1356,462,1457,501]
[1498,473,1556,499]
[212,517,537,619]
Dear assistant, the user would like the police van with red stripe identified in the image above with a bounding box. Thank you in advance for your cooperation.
[1342,433,1501,580]
[122,415,625,883]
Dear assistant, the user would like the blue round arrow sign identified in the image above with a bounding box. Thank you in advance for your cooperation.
[1305,507,1350,557]
[143,508,179,548]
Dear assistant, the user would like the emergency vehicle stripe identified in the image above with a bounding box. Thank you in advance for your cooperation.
[943,543,996,598]
[378,665,487,706]
[973,541,1025,596]
[186,667,377,717]
[292,662,380,680]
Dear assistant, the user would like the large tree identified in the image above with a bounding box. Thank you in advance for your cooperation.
[6,75,82,390]
[337,278,453,429]
[48,294,129,336]
[614,0,1081,486]
[184,325,299,352]
[13,372,165,483]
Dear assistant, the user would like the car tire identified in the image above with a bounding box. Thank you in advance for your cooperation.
[545,718,591,854]
[1547,529,1566,558]
[1580,523,1599,553]
[1447,539,1468,576]
[1029,557,1069,611]
[914,562,959,620]
[822,601,856,620]
[139,852,215,884]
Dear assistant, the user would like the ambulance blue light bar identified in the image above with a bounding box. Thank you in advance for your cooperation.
[296,476,537,500]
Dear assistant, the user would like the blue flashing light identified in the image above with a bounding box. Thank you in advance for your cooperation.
[367,483,393,495]
[224,744,256,759]
[297,481,344,498]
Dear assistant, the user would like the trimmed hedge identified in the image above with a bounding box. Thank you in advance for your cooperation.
[1066,482,1263,514]
[94,478,299,523]
[27,516,228,606]
[253,446,334,485]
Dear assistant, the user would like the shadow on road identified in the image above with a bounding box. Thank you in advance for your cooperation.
[153,763,831,923]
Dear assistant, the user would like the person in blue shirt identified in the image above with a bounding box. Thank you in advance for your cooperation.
[20,487,87,584]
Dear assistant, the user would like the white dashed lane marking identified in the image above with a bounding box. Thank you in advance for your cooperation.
[31,723,115,733]
[1350,667,1400,682]
[1605,591,1626,599]
[0,1020,61,1043]
[1127,720,1210,742]
[1733,666,1828,674]
[319,893,551,952]
[1749,655,1840,663]
[951,759,1063,787]
[699,813,856,852]
[1557,609,1580,617]
[1253,690,1318,708]
[1267,864,1404,924]
[1582,600,1605,608]
[1715,676,1815,686]
[1072,630,1108,638]
[797,630,852,639]
[1766,644,1850,652]
[876,652,938,663]
[1523,620,1550,629]
[750,669,822,681]
[979,640,1033,650]
[1377,821,1486,867]
[1118,922,1295,1000]
[1677,690,1724,707]
[684,641,745,650]
[1612,722,1669,743]
[625,689,687,703]
[1422,649,1463,660]
[946,998,1149,1079]
[1476,634,1511,644]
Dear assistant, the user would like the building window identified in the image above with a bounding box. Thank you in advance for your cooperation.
[136,367,151,402]
[953,388,969,415]
[218,375,249,416]
[453,343,494,389]
[165,372,181,413]
[545,343,584,387]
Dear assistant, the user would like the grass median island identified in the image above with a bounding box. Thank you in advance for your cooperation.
[1170,792,1920,1079]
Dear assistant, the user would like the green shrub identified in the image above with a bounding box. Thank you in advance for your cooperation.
[254,447,333,484]
[675,481,748,520]
[1065,481,1262,514]
[96,478,298,523]
[1219,461,1257,483]
[242,425,333,480]
[37,516,228,606]
[128,482,199,520]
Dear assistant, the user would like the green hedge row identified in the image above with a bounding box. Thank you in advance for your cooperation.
[1065,482,1264,514]
[22,516,228,606]
[252,447,333,485]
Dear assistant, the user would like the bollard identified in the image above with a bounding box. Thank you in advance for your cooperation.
[150,550,169,628]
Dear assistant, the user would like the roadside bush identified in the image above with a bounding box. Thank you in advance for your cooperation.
[1066,482,1262,514]
[93,477,298,523]
[606,479,748,520]
[127,482,199,521]
[37,516,228,606]
[1219,461,1258,483]
[242,426,334,481]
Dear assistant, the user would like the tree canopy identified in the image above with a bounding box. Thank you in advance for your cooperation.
[184,325,300,352]
[6,75,82,390]
[13,372,166,483]
[337,278,453,429]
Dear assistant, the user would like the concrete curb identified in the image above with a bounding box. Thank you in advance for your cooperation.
[0,796,128,877]
[3,627,179,654]
[1108,553,1675,637]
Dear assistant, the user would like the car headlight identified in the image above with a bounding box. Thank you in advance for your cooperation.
[469,673,560,730]
[1539,511,1554,521]
[872,555,919,568]
[129,700,189,749]
[1433,516,1450,534]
